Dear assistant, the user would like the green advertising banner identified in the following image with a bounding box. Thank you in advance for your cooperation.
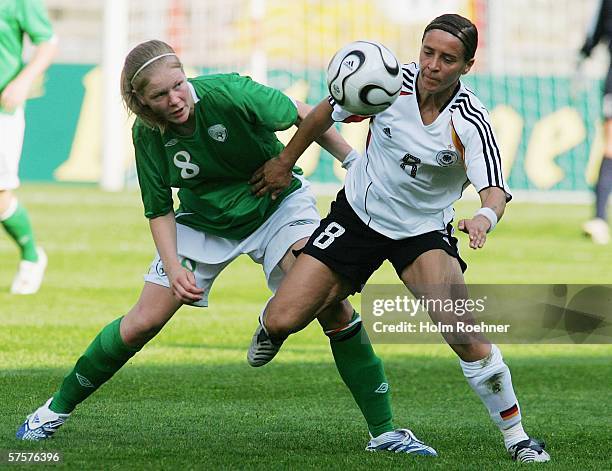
[19,64,604,192]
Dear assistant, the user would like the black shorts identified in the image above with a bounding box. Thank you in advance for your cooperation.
[301,189,467,293]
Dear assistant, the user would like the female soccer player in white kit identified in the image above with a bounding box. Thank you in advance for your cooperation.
[249,14,551,463]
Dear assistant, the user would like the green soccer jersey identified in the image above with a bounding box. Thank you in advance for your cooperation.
[133,73,303,240]
[0,0,54,113]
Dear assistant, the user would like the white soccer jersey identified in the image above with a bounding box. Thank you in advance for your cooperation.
[330,62,511,240]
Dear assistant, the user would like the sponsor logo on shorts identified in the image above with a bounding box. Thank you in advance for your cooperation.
[181,257,196,272]
[154,260,166,278]
[289,219,318,227]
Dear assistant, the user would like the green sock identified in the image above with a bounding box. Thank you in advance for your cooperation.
[49,317,141,414]
[1,201,38,262]
[327,311,394,437]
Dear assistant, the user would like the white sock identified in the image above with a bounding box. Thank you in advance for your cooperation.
[501,422,529,449]
[460,345,529,446]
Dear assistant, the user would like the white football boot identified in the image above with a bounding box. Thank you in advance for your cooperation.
[11,247,47,294]
[508,438,551,463]
[582,218,610,245]
[366,429,438,456]
[16,398,69,440]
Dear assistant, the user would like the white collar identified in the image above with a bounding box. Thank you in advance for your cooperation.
[188,81,200,104]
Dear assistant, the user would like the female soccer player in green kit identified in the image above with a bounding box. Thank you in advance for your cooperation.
[16,40,433,456]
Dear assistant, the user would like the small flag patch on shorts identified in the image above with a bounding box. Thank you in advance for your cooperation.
[500,403,519,420]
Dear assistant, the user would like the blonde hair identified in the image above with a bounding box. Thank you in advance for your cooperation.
[120,40,184,130]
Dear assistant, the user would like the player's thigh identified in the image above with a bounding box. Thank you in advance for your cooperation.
[255,186,320,291]
[0,108,24,192]
[399,249,467,328]
[277,237,308,274]
[400,250,489,351]
[145,252,231,308]
[266,254,354,334]
[121,282,183,345]
[399,249,465,288]
[148,223,241,307]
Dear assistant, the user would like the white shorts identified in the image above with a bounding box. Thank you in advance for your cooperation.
[0,108,25,190]
[144,185,320,307]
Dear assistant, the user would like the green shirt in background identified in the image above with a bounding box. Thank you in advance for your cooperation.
[0,0,54,113]
[133,73,303,240]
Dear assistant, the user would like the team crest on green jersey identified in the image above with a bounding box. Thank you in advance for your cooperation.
[208,124,228,142]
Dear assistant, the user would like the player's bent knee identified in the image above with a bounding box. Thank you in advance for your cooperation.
[264,314,295,340]
[121,304,169,347]
[264,301,312,339]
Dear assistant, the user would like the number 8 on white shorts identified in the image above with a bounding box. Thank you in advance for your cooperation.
[312,222,346,249]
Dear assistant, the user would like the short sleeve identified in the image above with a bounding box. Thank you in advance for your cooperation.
[133,126,174,219]
[18,0,54,44]
[328,96,371,123]
[452,94,512,202]
[234,76,298,131]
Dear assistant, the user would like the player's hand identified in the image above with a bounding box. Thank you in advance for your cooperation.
[457,215,491,249]
[0,78,30,112]
[249,157,293,200]
[165,264,204,304]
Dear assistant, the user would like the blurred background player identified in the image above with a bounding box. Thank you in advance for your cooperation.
[580,0,612,244]
[0,0,58,293]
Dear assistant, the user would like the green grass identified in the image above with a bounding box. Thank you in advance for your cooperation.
[0,184,610,470]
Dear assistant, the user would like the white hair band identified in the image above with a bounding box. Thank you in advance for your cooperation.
[130,53,177,85]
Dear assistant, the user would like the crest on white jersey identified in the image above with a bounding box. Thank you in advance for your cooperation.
[208,124,228,142]
[435,149,459,167]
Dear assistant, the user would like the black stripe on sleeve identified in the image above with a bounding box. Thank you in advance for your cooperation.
[454,95,503,187]
[455,102,494,186]
[461,94,504,186]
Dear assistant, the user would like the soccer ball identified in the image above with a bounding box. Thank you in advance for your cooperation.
[327,40,402,116]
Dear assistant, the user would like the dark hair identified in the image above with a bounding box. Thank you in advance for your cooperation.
[120,40,183,130]
[422,14,478,61]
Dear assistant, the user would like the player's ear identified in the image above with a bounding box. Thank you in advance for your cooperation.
[133,90,146,106]
[463,58,475,75]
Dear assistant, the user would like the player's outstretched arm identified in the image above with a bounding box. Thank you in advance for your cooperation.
[295,100,353,163]
[458,187,506,249]
[250,99,335,199]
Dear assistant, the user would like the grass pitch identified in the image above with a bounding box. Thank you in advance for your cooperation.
[0,184,610,470]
